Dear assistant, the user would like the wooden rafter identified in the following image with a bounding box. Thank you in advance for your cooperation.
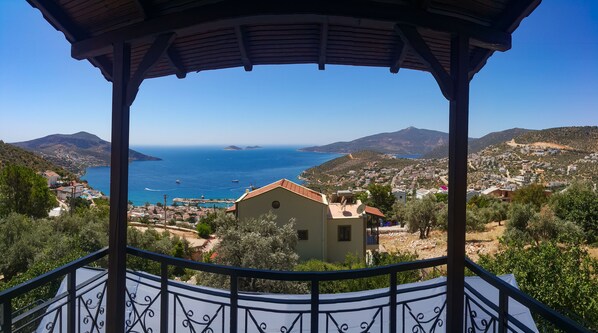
[318,22,328,70]
[469,0,540,80]
[166,47,186,79]
[126,33,177,106]
[395,24,453,100]
[26,0,113,81]
[133,0,149,20]
[389,40,406,74]
[70,1,511,60]
[234,26,252,71]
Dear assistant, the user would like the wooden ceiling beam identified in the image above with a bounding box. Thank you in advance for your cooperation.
[395,24,453,100]
[166,47,187,79]
[234,26,253,71]
[126,33,176,106]
[318,22,328,70]
[71,1,511,60]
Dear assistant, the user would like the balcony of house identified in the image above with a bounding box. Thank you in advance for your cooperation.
[0,246,588,333]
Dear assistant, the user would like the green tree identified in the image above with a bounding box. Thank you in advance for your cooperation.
[295,251,421,293]
[363,184,396,216]
[0,214,42,279]
[504,203,583,246]
[196,222,212,238]
[550,181,598,244]
[392,201,408,226]
[0,164,56,218]
[198,212,299,292]
[406,194,437,239]
[511,184,548,210]
[199,210,220,230]
[478,243,598,331]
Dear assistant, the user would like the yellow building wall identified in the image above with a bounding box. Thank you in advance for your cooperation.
[236,187,328,261]
[326,217,365,263]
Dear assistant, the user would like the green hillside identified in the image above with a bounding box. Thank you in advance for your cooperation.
[515,126,598,152]
[0,140,73,178]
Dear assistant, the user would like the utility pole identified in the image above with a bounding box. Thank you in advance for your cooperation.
[70,181,76,216]
[163,194,167,225]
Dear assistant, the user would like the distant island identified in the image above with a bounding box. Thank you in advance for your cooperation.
[224,145,262,151]
[11,131,160,174]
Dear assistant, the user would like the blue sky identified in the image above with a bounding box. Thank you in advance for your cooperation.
[1,1,597,146]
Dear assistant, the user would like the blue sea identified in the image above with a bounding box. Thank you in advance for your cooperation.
[82,146,340,206]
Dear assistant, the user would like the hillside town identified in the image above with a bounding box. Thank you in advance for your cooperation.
[304,139,598,204]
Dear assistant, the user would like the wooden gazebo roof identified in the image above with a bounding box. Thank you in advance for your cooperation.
[28,0,539,94]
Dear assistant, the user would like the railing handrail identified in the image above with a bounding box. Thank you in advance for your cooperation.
[126,246,447,281]
[0,247,109,302]
[464,258,591,333]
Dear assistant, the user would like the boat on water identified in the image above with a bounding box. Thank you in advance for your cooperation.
[176,179,181,184]
[232,179,239,183]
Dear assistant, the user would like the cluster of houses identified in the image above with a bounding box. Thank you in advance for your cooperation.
[40,170,104,214]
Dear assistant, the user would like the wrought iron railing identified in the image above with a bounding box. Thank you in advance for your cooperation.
[0,247,591,332]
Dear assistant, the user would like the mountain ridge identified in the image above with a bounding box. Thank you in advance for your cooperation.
[12,131,161,174]
[422,128,535,159]
[300,127,449,155]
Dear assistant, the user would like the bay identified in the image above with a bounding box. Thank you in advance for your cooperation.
[82,146,340,206]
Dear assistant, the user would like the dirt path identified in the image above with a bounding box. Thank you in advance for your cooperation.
[380,222,506,262]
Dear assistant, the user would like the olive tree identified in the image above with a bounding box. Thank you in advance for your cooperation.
[198,212,300,292]
[406,194,437,239]
[0,165,56,218]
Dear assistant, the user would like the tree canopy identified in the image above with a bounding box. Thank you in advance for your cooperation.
[511,183,548,210]
[406,194,438,239]
[0,164,56,218]
[550,181,598,244]
[198,212,300,292]
[361,183,396,216]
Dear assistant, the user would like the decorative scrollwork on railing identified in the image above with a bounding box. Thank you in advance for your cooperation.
[125,288,159,333]
[464,294,497,333]
[40,309,62,333]
[78,281,107,333]
[404,300,446,333]
[246,310,303,333]
[326,307,382,333]
[174,293,224,333]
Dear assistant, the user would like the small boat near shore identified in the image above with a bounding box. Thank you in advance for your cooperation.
[176,179,181,184]
[232,179,239,183]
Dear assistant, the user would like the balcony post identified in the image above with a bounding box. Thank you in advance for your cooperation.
[498,291,509,332]
[446,33,470,333]
[230,274,238,333]
[160,262,169,333]
[310,279,319,332]
[389,272,397,333]
[1,299,11,333]
[106,40,131,333]
[67,271,76,333]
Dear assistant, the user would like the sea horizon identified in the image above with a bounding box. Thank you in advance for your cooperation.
[82,146,341,206]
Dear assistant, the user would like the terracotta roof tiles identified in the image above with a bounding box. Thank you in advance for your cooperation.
[240,179,325,204]
[365,206,385,218]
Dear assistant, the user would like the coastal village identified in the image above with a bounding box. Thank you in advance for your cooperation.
[36,133,598,265]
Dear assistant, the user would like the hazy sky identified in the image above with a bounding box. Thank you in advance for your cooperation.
[1,1,597,146]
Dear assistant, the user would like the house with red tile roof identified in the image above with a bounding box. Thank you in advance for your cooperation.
[231,179,384,262]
